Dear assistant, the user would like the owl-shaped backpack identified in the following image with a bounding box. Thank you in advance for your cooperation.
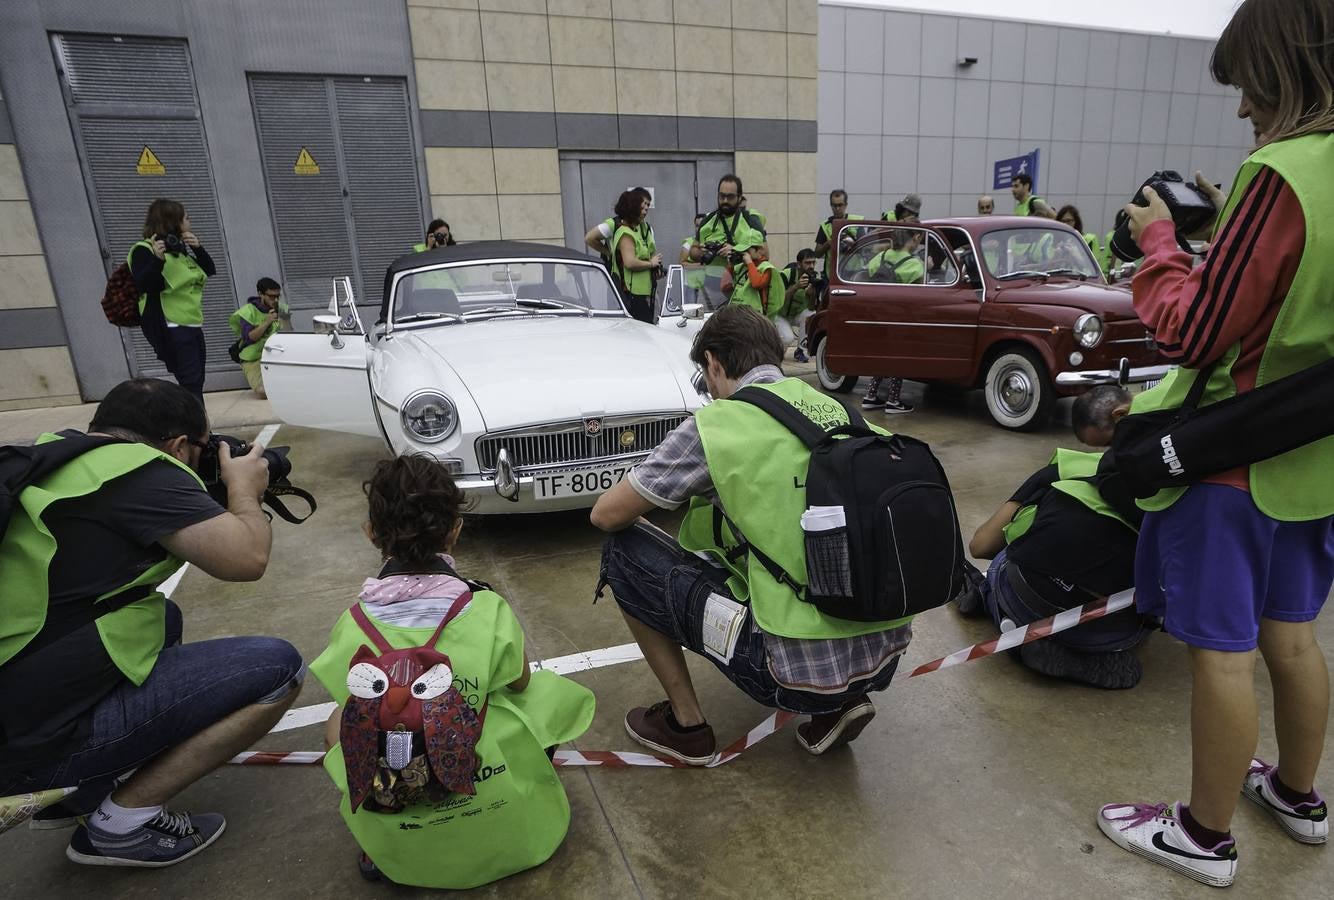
[340,592,485,813]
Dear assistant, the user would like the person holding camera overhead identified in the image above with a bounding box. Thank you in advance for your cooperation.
[610,189,662,324]
[1095,0,1334,887]
[129,200,215,405]
[0,378,303,868]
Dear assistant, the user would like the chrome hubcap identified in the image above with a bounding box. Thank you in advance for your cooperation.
[996,367,1033,415]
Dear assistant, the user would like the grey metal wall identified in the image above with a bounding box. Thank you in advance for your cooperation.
[0,0,423,399]
[817,3,1256,237]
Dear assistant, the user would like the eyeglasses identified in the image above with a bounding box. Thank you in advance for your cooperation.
[262,292,281,300]
[718,192,739,200]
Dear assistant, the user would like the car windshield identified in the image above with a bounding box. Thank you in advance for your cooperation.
[978,228,1102,280]
[391,260,624,324]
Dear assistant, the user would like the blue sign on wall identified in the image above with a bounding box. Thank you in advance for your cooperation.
[993,149,1041,191]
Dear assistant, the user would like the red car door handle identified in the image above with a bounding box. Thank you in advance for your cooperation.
[829,288,857,296]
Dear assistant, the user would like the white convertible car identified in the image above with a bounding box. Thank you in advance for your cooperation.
[262,242,708,513]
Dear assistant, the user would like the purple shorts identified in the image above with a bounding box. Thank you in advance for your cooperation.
[1135,483,1334,651]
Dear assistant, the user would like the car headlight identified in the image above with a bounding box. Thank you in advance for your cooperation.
[1074,313,1104,348]
[400,390,457,443]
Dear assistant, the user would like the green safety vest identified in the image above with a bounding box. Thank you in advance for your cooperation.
[1003,448,1131,544]
[730,259,780,318]
[697,211,765,267]
[1131,133,1334,520]
[820,214,865,273]
[1014,195,1045,217]
[745,208,767,229]
[677,378,913,639]
[779,265,813,318]
[0,436,198,684]
[131,240,206,327]
[866,247,924,283]
[611,224,653,297]
[311,593,594,889]
[228,303,281,362]
[1102,230,1117,274]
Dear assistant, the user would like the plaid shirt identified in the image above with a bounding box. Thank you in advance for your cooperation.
[628,366,912,692]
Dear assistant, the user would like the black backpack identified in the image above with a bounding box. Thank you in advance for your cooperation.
[728,388,964,622]
[0,434,124,547]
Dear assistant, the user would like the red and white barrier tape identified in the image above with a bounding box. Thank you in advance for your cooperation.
[905,589,1135,678]
[225,590,1135,770]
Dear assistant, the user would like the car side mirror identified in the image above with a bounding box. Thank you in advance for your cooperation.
[313,314,345,349]
[683,303,704,319]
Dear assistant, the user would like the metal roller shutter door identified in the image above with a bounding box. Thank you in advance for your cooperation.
[333,78,422,311]
[249,76,355,310]
[53,34,239,378]
[250,75,422,311]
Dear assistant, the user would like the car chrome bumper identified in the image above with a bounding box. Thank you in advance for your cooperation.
[1056,363,1173,387]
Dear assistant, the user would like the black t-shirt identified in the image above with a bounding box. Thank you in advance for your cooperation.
[0,454,223,771]
[1005,463,1138,606]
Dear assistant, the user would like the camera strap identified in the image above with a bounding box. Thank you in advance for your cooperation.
[262,483,317,524]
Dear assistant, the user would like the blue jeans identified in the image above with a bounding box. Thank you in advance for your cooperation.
[0,601,303,801]
[597,522,899,715]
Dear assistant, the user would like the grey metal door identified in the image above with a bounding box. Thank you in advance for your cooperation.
[249,75,423,311]
[52,33,239,379]
[576,160,699,274]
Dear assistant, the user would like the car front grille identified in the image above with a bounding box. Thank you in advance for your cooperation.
[475,413,691,473]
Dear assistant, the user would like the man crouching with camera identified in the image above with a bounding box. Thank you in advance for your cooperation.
[0,378,303,868]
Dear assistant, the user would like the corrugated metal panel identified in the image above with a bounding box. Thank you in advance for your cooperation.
[249,76,355,310]
[55,34,197,108]
[78,117,239,375]
[334,78,423,310]
[54,32,239,378]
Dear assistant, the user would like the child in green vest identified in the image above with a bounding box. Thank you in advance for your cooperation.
[730,244,780,319]
[311,455,594,888]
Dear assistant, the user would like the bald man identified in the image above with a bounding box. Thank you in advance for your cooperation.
[977,195,994,215]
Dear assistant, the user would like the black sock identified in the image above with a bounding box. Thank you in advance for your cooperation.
[664,707,708,733]
[1180,805,1232,850]
[1272,772,1318,806]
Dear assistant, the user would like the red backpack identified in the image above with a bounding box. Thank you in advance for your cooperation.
[340,594,486,814]
[101,262,142,327]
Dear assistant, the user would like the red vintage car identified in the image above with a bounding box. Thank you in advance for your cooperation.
[808,216,1168,430]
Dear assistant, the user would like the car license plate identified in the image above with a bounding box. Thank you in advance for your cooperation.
[532,465,629,501]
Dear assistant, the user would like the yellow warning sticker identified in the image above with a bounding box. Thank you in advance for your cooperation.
[293,147,320,176]
[136,146,165,176]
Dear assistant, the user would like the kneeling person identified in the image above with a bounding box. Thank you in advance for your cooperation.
[591,306,913,764]
[967,448,1150,688]
[313,456,594,889]
[0,378,303,867]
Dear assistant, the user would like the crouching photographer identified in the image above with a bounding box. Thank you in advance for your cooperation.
[1090,0,1334,887]
[0,378,303,868]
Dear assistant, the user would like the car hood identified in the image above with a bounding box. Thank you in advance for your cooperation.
[400,315,695,429]
[991,280,1139,321]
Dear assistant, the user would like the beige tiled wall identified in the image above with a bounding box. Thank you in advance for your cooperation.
[0,135,78,410]
[410,0,820,262]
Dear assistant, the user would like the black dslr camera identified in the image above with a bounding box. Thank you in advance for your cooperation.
[699,241,745,267]
[1109,170,1217,262]
[197,435,315,523]
[162,233,189,255]
[431,231,450,247]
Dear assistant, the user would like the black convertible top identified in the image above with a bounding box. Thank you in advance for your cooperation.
[379,241,606,322]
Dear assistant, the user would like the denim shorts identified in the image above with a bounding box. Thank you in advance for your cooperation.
[1135,483,1334,652]
[597,522,898,716]
[0,602,303,798]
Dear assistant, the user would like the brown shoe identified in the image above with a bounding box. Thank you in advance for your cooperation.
[624,701,716,766]
[796,696,876,755]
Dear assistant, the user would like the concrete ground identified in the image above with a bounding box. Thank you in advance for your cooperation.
[2,371,1331,899]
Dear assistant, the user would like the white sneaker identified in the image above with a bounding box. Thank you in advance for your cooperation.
[1097,800,1237,888]
[1242,758,1329,845]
